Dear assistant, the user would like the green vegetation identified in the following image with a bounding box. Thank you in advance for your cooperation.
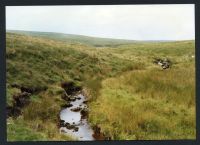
[7,30,139,47]
[6,31,195,140]
[7,116,73,141]
[88,41,195,140]
[89,68,195,139]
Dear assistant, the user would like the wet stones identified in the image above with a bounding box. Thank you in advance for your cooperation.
[61,93,70,101]
[70,107,82,112]
[80,108,89,119]
[58,119,65,127]
[76,97,81,100]
[61,93,77,102]
[61,102,73,108]
[83,100,88,104]
[64,122,79,132]
[74,126,79,132]
[59,119,79,133]
[69,96,76,101]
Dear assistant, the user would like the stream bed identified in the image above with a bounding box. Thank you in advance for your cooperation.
[59,94,95,141]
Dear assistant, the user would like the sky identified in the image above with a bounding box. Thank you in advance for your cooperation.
[6,5,195,40]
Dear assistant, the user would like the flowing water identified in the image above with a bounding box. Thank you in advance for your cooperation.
[59,94,95,141]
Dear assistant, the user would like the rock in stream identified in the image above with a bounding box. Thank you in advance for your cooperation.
[59,94,95,140]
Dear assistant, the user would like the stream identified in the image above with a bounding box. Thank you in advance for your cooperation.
[59,94,95,141]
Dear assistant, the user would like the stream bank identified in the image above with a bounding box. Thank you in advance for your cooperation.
[58,81,110,140]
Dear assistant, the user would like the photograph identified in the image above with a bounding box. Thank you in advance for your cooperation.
[6,4,195,141]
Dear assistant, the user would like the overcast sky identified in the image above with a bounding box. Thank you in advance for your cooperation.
[6,5,195,40]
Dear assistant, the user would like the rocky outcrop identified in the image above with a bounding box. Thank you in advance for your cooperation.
[70,107,82,112]
[153,58,171,69]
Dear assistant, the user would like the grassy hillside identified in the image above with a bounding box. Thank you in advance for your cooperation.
[7,30,140,47]
[6,31,195,140]
[6,32,138,141]
[88,41,195,140]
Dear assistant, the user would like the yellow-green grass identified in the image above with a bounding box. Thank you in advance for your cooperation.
[6,33,138,99]
[89,65,195,140]
[7,85,75,141]
[6,32,138,141]
[7,116,74,141]
[6,31,195,140]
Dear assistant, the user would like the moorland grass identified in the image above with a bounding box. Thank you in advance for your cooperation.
[6,32,137,141]
[89,55,195,140]
[6,31,195,140]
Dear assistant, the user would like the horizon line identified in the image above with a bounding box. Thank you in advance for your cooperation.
[6,29,195,42]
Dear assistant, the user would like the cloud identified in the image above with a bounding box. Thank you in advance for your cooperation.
[6,4,195,40]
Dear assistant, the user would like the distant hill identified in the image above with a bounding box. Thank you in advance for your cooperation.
[7,30,141,47]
